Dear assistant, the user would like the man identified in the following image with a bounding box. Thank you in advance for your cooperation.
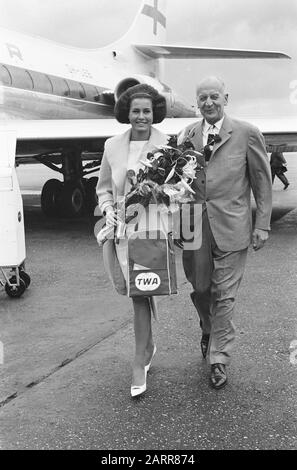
[270,151,290,189]
[178,76,272,389]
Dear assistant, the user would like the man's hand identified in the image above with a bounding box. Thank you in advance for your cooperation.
[252,228,269,251]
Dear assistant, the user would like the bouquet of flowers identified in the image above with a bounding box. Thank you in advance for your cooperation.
[97,135,204,245]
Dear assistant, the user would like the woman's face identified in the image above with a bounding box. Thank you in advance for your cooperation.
[128,97,153,138]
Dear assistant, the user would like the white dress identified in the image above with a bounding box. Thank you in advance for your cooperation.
[115,140,148,280]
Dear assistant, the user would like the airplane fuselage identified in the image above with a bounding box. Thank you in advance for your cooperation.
[0,27,196,121]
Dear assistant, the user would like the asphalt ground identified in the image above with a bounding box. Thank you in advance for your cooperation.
[0,155,296,450]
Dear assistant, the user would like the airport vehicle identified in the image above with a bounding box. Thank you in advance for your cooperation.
[0,128,30,298]
[0,0,296,218]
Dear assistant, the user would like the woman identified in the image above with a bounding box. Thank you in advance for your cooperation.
[97,84,168,397]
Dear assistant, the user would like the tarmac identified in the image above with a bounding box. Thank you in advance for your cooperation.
[0,156,297,450]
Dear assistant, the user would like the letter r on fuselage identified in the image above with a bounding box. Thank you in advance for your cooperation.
[6,43,23,61]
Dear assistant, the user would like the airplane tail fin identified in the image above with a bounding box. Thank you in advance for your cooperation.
[115,0,167,46]
[113,1,290,60]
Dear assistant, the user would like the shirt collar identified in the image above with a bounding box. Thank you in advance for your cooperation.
[203,116,225,134]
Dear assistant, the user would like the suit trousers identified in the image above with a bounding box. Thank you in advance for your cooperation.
[182,209,248,365]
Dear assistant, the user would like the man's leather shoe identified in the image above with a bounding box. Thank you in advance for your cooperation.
[210,363,227,389]
[200,334,210,359]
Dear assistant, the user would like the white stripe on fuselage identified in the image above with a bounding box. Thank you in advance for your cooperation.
[0,85,111,107]
[0,86,114,120]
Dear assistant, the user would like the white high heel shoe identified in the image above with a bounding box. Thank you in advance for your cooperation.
[131,369,147,398]
[145,345,157,374]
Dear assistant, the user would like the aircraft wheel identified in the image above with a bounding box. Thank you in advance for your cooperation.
[85,177,98,215]
[19,271,31,288]
[41,179,63,216]
[6,273,30,289]
[5,278,27,298]
[57,181,86,218]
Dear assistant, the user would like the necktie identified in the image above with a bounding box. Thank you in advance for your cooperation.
[204,126,216,162]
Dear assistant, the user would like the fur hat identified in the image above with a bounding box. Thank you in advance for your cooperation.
[114,83,167,124]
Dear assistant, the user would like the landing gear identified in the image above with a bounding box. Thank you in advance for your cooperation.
[84,177,98,215]
[37,148,100,218]
[40,178,98,218]
[41,179,63,216]
[57,181,86,218]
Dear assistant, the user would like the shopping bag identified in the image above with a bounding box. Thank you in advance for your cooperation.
[127,228,177,297]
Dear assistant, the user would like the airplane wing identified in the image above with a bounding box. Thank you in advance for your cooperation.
[158,117,297,152]
[157,116,297,152]
[0,119,130,141]
[134,44,291,59]
[1,118,201,160]
[1,116,296,158]
[242,117,297,152]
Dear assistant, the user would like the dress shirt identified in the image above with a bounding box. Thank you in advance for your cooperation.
[202,116,224,147]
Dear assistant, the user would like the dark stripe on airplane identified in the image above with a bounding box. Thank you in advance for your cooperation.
[142,0,166,35]
[0,62,111,105]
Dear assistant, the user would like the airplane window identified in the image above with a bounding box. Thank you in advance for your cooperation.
[45,75,54,93]
[49,75,70,97]
[79,83,86,99]
[25,70,34,90]
[63,79,71,96]
[10,67,34,90]
[0,65,12,86]
[94,87,102,102]
[83,83,98,101]
[29,71,53,94]
[67,79,86,99]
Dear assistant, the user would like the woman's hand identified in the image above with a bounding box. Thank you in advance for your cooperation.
[105,206,117,227]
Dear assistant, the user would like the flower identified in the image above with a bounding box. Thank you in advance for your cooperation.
[97,135,203,245]
[125,135,201,207]
[181,158,197,180]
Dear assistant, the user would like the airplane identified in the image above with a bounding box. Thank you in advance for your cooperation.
[0,0,296,218]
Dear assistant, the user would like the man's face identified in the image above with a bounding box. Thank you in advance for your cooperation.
[196,83,228,124]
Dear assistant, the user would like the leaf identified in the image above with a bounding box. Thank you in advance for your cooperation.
[180,178,196,194]
[164,164,177,183]
[139,159,153,168]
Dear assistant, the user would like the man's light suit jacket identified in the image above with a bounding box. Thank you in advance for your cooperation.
[178,115,272,252]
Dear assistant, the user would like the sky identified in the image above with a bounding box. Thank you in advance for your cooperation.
[0,0,296,117]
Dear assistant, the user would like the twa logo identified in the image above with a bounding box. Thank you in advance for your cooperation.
[135,272,161,291]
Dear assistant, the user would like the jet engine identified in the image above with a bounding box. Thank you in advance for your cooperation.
[114,75,196,118]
